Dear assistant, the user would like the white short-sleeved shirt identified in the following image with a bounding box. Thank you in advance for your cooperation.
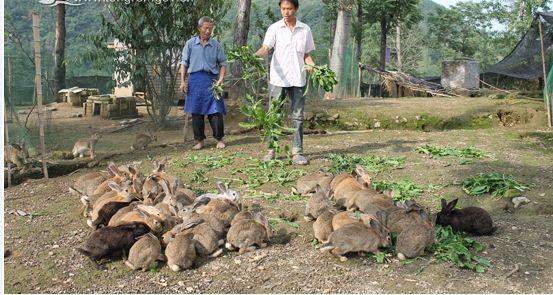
[263,19,315,88]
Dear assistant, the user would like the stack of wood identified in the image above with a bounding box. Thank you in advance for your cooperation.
[359,64,459,98]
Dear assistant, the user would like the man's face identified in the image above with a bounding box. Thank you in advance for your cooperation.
[280,1,297,21]
[198,22,214,40]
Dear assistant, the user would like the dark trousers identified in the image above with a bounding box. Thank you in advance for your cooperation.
[192,113,224,141]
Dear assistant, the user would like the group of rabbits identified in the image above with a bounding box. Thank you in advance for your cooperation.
[299,165,496,261]
[71,128,157,159]
[70,158,272,271]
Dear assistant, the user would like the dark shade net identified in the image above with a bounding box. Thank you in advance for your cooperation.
[484,12,553,80]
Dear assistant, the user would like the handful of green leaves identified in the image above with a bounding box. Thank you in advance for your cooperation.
[462,172,528,199]
[309,64,338,92]
[227,45,267,82]
[371,180,438,202]
[211,81,224,100]
[239,94,294,150]
[415,144,490,159]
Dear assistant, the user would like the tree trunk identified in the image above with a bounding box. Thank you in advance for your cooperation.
[229,0,251,103]
[54,4,66,101]
[327,0,353,99]
[379,14,388,71]
[396,22,402,72]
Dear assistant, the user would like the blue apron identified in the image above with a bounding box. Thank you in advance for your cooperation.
[184,71,226,115]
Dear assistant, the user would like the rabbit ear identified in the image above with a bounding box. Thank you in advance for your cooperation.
[315,184,322,193]
[128,166,137,175]
[216,181,227,193]
[446,198,458,213]
[172,180,179,194]
[369,218,381,232]
[431,213,437,225]
[108,181,121,192]
[159,179,171,195]
[440,198,448,211]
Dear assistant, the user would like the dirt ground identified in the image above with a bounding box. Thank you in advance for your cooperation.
[3,97,553,293]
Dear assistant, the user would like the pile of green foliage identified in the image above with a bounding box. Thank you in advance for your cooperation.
[416,144,490,159]
[230,158,306,189]
[371,180,438,202]
[462,172,528,199]
[326,153,405,173]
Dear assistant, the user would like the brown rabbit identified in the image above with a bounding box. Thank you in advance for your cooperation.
[331,211,374,231]
[396,210,437,259]
[345,189,394,214]
[330,166,369,208]
[161,216,204,246]
[108,204,164,233]
[295,171,334,196]
[386,201,428,234]
[125,233,162,271]
[165,232,197,272]
[159,179,195,211]
[4,142,29,169]
[196,198,240,228]
[436,198,496,235]
[87,181,137,229]
[72,132,101,159]
[131,129,157,150]
[304,184,332,221]
[320,211,390,261]
[225,211,272,254]
[313,209,336,243]
[183,222,224,257]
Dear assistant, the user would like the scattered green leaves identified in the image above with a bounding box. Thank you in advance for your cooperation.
[232,158,306,188]
[268,217,300,228]
[191,168,209,184]
[374,252,387,264]
[371,180,439,202]
[416,144,490,159]
[244,189,304,203]
[326,153,405,173]
[462,172,528,199]
[431,225,491,273]
[170,153,236,169]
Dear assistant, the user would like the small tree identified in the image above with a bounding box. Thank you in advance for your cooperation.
[84,1,229,126]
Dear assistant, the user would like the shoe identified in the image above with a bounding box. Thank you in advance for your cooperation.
[192,141,204,150]
[216,141,226,149]
[292,154,309,165]
[263,149,276,161]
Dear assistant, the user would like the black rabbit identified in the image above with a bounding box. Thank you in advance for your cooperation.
[436,198,496,235]
[77,222,151,269]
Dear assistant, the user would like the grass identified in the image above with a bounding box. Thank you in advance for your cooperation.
[169,153,237,169]
[415,144,490,159]
[462,172,528,199]
[268,216,300,229]
[371,180,439,202]
[430,225,492,273]
[326,153,405,173]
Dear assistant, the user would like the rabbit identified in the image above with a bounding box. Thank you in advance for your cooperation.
[161,216,205,246]
[331,211,375,231]
[225,211,272,254]
[231,211,254,226]
[151,157,178,185]
[159,179,195,211]
[4,142,29,169]
[345,189,394,214]
[313,209,336,243]
[320,211,390,261]
[87,181,137,229]
[196,198,240,228]
[304,184,332,221]
[142,175,163,203]
[329,166,369,208]
[183,222,225,257]
[165,232,197,272]
[396,210,437,259]
[72,132,101,159]
[385,201,429,234]
[196,181,241,204]
[436,198,496,235]
[131,129,157,150]
[108,204,164,233]
[81,162,130,212]
[125,232,162,271]
[295,171,334,196]
[76,222,150,269]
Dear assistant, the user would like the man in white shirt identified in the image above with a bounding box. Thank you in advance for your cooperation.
[255,0,315,165]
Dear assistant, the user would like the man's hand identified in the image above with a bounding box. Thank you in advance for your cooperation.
[305,63,316,74]
[179,82,187,93]
[216,78,224,86]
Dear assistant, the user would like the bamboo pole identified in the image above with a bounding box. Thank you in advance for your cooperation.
[538,18,553,128]
[32,12,49,179]
[8,57,13,123]
[5,104,12,187]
